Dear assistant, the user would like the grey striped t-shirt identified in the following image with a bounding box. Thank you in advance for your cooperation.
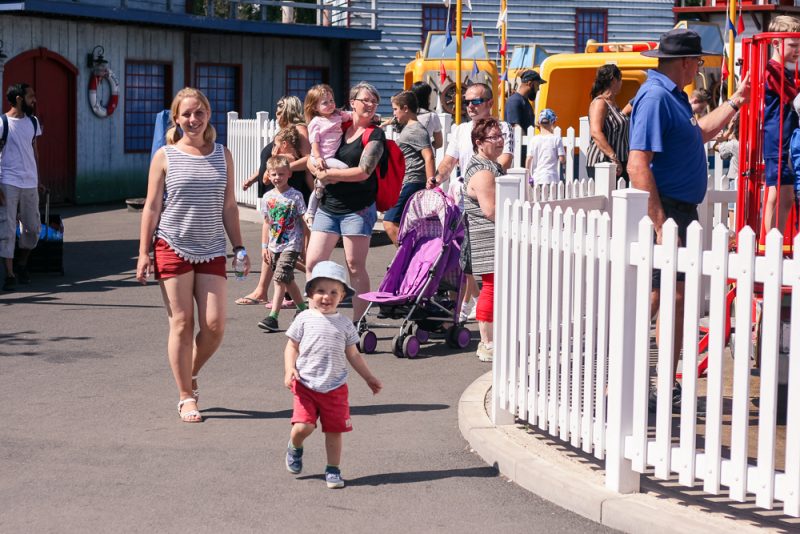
[286,310,359,393]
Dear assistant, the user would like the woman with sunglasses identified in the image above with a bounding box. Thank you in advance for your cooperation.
[462,117,505,363]
[306,82,385,323]
[237,96,313,307]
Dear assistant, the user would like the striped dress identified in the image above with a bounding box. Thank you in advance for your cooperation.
[155,143,228,263]
[586,97,630,168]
[463,155,502,276]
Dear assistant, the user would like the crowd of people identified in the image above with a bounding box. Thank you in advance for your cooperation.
[124,19,788,487]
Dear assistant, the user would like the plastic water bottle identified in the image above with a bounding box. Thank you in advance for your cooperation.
[233,248,247,281]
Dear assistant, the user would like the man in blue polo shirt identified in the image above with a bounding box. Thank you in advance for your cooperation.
[628,28,749,412]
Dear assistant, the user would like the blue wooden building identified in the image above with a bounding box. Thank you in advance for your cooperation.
[347,0,677,115]
[0,0,380,203]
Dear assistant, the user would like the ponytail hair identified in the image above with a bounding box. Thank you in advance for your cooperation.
[166,87,216,145]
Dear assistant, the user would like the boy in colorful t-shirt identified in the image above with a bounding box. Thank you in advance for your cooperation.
[257,155,308,332]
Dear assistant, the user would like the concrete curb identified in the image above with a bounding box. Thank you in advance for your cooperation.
[459,372,770,534]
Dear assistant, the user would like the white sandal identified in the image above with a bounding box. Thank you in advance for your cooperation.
[177,398,202,423]
[192,375,199,401]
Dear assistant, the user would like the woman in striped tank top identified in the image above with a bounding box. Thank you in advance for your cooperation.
[586,64,632,184]
[136,88,250,423]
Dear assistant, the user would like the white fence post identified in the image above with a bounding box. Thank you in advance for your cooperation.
[493,168,526,425]
[593,161,616,216]
[605,187,649,493]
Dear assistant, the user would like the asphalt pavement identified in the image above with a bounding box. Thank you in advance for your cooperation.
[0,205,617,533]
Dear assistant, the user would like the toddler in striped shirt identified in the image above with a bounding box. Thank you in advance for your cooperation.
[283,260,382,488]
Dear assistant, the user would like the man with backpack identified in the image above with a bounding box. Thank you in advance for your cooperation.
[0,83,43,291]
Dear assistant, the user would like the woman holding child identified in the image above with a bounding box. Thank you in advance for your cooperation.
[136,87,250,423]
[306,82,386,322]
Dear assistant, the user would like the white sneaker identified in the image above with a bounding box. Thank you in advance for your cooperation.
[459,297,477,323]
[476,341,493,362]
[467,297,478,320]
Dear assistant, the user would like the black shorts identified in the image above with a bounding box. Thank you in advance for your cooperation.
[651,197,698,290]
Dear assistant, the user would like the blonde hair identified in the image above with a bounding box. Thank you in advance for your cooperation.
[769,15,800,33]
[304,84,335,123]
[276,96,304,129]
[266,154,291,173]
[273,124,301,158]
[166,87,216,145]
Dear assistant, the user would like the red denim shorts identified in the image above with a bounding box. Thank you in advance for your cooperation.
[152,238,227,280]
[291,380,352,433]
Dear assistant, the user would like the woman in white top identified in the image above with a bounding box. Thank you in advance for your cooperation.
[525,108,566,186]
[136,88,250,423]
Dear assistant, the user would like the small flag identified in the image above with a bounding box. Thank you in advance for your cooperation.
[496,9,506,29]
[445,17,452,46]
[499,38,507,57]
[471,60,479,78]
[465,0,472,10]
[500,70,508,82]
[440,61,447,84]
[737,13,745,34]
[464,22,473,38]
[726,16,737,38]
[442,0,450,7]
[721,56,729,81]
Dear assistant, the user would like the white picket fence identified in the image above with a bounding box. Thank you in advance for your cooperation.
[226,111,602,208]
[493,165,800,517]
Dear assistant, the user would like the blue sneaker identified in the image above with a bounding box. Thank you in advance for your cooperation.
[286,445,303,474]
[325,467,345,489]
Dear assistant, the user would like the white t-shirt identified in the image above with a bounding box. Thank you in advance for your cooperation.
[417,110,442,142]
[444,119,513,178]
[286,310,359,393]
[527,134,565,185]
[0,115,42,189]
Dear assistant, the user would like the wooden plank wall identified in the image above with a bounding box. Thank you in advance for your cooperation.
[0,14,343,203]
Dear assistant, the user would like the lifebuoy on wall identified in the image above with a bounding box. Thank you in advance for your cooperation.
[88,68,119,118]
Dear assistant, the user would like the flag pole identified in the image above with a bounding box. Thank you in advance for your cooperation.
[728,0,736,98]
[455,0,463,124]
[499,0,507,120]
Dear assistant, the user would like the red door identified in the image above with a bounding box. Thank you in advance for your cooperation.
[3,48,77,203]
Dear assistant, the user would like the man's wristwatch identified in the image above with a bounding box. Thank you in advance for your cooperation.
[726,99,740,112]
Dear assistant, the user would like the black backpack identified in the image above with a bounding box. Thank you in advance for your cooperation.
[0,114,39,152]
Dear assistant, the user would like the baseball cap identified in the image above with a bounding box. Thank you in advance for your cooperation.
[538,108,557,124]
[520,70,546,84]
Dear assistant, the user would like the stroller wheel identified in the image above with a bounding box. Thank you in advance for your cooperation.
[403,335,421,358]
[359,331,378,354]
[415,327,430,344]
[446,326,471,349]
[392,335,405,358]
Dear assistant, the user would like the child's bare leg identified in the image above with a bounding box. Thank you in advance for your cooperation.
[286,280,305,307]
[764,185,780,231]
[270,281,288,315]
[290,422,315,448]
[325,432,343,466]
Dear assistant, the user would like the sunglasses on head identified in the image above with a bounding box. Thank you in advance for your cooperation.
[466,97,489,106]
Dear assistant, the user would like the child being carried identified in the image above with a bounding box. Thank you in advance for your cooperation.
[304,84,352,225]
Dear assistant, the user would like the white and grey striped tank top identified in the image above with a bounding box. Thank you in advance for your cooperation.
[587,97,630,167]
[155,144,228,263]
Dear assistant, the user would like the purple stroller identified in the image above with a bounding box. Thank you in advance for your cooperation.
[357,187,471,358]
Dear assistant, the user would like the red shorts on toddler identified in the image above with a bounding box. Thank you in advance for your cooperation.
[291,380,352,433]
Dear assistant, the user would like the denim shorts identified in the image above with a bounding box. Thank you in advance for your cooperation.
[383,181,426,224]
[311,204,377,237]
[764,157,795,187]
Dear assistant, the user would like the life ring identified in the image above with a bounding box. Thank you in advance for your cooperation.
[88,68,119,118]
